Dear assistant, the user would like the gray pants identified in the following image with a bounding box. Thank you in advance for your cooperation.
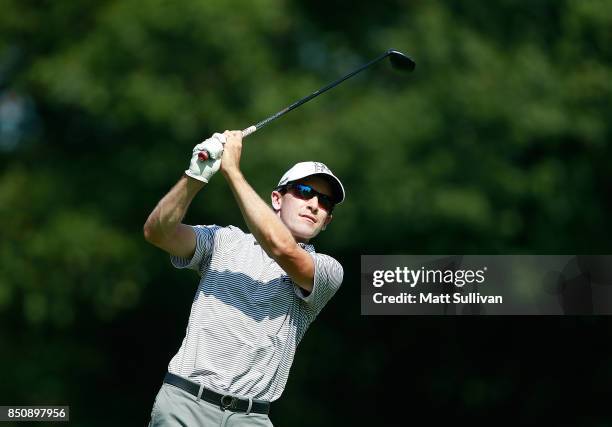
[148,383,274,427]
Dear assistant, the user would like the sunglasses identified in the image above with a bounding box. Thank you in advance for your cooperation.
[278,183,335,212]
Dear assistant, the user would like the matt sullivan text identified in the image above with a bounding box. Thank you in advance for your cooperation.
[373,292,503,304]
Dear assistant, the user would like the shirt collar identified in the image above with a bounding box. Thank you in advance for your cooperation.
[253,237,315,253]
[298,242,316,253]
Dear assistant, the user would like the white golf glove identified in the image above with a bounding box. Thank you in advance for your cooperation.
[184,132,226,183]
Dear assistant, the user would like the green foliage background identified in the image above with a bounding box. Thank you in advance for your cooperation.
[1,0,611,425]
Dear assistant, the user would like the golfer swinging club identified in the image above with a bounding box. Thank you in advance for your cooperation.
[144,130,344,426]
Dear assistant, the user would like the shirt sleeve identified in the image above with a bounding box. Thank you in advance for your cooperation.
[170,225,220,274]
[293,253,343,317]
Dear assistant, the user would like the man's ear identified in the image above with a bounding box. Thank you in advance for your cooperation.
[271,191,283,212]
[322,213,333,231]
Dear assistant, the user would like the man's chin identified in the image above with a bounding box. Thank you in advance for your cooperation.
[290,224,318,242]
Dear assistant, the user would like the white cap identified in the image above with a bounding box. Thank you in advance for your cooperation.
[276,161,345,204]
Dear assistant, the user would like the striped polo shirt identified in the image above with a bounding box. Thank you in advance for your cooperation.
[168,224,343,402]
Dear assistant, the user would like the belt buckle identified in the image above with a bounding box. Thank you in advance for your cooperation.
[220,394,236,410]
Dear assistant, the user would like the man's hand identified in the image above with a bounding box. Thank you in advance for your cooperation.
[220,130,243,176]
[185,133,226,183]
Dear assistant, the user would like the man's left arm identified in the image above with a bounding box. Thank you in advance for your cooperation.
[219,130,315,292]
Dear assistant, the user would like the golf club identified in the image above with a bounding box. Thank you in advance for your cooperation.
[198,48,415,161]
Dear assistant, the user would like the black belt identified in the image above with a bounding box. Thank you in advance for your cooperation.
[163,372,270,415]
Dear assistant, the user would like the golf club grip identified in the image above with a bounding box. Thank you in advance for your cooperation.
[241,125,257,138]
[197,126,258,161]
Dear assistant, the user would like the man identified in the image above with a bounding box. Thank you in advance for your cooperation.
[144,130,345,426]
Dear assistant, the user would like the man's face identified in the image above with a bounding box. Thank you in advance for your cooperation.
[271,176,334,243]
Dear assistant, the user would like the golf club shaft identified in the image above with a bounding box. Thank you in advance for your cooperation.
[242,50,392,137]
[197,49,408,160]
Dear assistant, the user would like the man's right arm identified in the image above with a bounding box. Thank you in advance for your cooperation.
[144,132,226,258]
[143,175,204,259]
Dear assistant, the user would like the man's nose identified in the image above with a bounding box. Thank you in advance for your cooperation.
[306,196,319,212]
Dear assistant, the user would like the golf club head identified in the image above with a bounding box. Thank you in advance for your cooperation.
[387,49,416,72]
